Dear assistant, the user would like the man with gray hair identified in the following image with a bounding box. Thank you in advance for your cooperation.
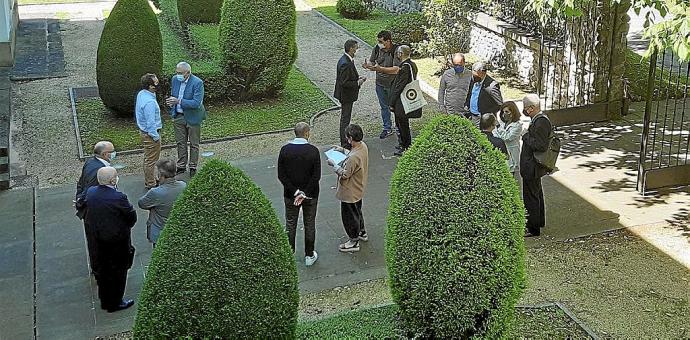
[85,166,137,312]
[138,159,187,246]
[465,62,503,127]
[75,140,117,275]
[438,53,471,115]
[165,61,206,178]
[388,45,418,156]
[278,122,321,266]
[520,94,551,237]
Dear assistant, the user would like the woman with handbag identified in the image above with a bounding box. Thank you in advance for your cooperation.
[495,101,524,178]
[388,45,418,156]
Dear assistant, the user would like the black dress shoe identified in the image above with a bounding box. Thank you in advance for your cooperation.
[524,231,540,237]
[106,299,135,313]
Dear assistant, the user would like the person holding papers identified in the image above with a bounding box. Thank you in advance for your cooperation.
[327,124,369,253]
[278,122,321,266]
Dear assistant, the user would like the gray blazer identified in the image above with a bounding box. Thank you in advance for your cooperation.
[138,179,187,243]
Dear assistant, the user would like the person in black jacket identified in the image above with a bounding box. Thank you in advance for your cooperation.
[465,62,504,127]
[388,45,417,156]
[277,122,322,266]
[75,141,116,275]
[334,39,367,149]
[480,113,508,155]
[520,94,552,237]
[84,166,137,313]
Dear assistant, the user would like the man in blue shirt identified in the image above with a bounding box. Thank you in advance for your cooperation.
[135,73,162,189]
[465,62,503,128]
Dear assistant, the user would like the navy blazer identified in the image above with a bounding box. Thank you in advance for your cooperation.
[169,74,207,126]
[465,75,504,115]
[75,156,107,219]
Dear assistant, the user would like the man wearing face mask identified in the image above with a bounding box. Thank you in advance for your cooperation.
[363,30,400,140]
[165,61,206,178]
[84,166,137,312]
[136,73,162,190]
[75,140,117,275]
[438,53,471,115]
[334,39,367,149]
[464,62,503,127]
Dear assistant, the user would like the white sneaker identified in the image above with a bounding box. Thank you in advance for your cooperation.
[305,251,318,266]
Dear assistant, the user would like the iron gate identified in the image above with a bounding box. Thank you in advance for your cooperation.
[637,50,690,194]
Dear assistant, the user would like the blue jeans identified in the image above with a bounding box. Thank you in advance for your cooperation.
[375,84,392,131]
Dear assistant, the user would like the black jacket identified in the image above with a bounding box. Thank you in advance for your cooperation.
[465,75,503,115]
[84,185,137,272]
[520,114,552,179]
[389,59,418,108]
[75,156,107,219]
[334,54,360,104]
[482,131,508,155]
[278,142,321,199]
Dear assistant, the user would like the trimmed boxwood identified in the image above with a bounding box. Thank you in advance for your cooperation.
[336,0,371,19]
[178,0,223,24]
[96,0,162,116]
[385,115,526,338]
[218,0,297,101]
[133,159,299,338]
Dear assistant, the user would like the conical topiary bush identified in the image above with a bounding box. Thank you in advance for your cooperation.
[385,115,526,338]
[133,159,299,338]
[218,0,297,101]
[96,0,162,116]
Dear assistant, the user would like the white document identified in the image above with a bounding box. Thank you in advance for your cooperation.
[325,149,347,165]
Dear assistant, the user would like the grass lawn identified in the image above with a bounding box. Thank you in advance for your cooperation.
[76,67,333,152]
[296,303,591,338]
[303,0,391,46]
[625,49,689,102]
[18,0,103,4]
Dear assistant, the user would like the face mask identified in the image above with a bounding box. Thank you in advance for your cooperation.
[502,113,510,122]
[176,74,185,82]
[473,75,482,82]
[522,109,530,117]
[453,65,464,74]
[109,151,117,161]
[377,43,385,49]
[152,83,160,92]
[114,176,120,188]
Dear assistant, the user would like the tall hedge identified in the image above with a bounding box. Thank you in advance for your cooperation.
[218,0,297,101]
[133,159,299,338]
[178,0,223,24]
[385,116,526,338]
[96,0,162,116]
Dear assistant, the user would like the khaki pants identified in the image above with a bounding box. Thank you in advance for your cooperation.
[141,132,161,188]
[174,116,201,170]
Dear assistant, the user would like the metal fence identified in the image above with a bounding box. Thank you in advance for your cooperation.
[638,50,690,194]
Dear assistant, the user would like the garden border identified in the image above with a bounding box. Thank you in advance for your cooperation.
[69,84,340,160]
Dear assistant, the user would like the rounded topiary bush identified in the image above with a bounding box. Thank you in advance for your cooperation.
[133,159,299,338]
[336,0,371,19]
[96,0,162,116]
[385,115,526,338]
[218,0,297,101]
[387,12,428,47]
[178,0,223,23]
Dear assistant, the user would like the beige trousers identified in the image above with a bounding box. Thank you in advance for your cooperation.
[141,132,161,188]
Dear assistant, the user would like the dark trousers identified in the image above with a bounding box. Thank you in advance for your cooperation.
[341,200,365,241]
[523,177,545,235]
[96,269,128,310]
[83,222,99,274]
[394,106,412,149]
[284,197,317,257]
[340,101,354,148]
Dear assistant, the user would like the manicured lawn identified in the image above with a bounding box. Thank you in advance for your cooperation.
[297,303,591,338]
[303,0,391,46]
[625,49,689,102]
[189,24,221,61]
[75,68,333,151]
[18,0,102,4]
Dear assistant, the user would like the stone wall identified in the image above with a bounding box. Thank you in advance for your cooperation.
[374,0,421,14]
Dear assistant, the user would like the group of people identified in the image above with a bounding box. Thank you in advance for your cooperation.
[72,32,554,311]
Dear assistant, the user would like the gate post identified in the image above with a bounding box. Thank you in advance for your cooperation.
[637,50,657,194]
[600,0,631,119]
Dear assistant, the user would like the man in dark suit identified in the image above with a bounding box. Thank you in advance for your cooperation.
[278,122,321,266]
[465,62,503,127]
[520,94,552,237]
[334,39,366,149]
[85,166,137,312]
[480,113,508,155]
[75,141,116,275]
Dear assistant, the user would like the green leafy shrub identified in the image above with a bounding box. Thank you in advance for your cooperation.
[96,0,162,116]
[385,115,526,338]
[219,0,297,101]
[133,159,299,338]
[178,0,223,24]
[336,0,371,19]
[420,0,475,57]
[387,12,427,46]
